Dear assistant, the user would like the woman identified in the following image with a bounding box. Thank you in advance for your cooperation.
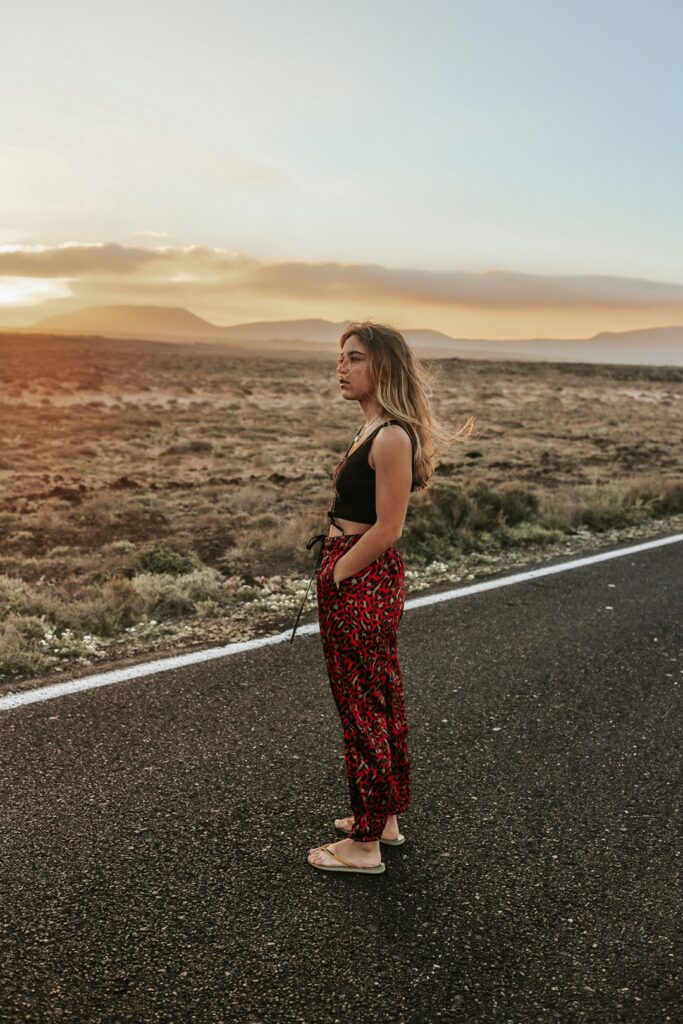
[297,321,475,875]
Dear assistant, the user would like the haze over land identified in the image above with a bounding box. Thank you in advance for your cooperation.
[3,245,683,351]
[8,306,683,367]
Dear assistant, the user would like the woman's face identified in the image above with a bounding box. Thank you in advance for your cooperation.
[337,334,375,401]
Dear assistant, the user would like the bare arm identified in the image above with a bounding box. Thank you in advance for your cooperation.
[333,424,413,584]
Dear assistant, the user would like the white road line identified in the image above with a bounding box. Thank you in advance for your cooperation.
[2,532,682,712]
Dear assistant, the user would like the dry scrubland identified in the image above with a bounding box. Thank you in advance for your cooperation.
[1,331,682,693]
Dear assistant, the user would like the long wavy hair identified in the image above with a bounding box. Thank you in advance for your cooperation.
[337,320,477,492]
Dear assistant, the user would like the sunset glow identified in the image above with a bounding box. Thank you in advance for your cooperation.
[0,275,69,306]
[2,1,682,341]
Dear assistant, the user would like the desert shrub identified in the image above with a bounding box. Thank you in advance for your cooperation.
[0,617,52,678]
[124,540,204,577]
[0,574,57,619]
[534,476,683,534]
[651,478,683,515]
[499,486,540,526]
[562,482,652,532]
[162,439,214,455]
[401,480,542,561]
[501,522,566,546]
[230,482,280,514]
[104,539,136,555]
[75,577,148,635]
[618,476,683,517]
[190,512,236,562]
[196,598,221,619]
[130,568,225,617]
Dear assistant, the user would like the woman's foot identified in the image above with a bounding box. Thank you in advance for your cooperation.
[308,837,382,868]
[334,814,401,841]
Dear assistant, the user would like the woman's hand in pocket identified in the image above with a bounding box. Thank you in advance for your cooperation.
[319,561,342,593]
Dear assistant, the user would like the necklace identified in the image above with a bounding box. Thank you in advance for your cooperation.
[329,414,388,523]
[349,414,384,452]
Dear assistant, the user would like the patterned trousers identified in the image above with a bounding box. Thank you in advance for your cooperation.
[315,533,412,842]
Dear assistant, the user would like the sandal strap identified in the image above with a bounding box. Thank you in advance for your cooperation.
[321,843,358,868]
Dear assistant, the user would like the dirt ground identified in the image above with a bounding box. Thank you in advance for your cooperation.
[1,330,681,691]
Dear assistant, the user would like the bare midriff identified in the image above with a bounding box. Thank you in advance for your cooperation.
[327,518,373,537]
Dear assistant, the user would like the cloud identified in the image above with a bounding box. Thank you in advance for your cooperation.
[1,241,683,313]
[133,230,173,239]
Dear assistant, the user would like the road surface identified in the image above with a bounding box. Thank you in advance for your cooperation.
[1,534,681,1023]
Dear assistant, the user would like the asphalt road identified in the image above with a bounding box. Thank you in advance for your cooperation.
[1,534,681,1024]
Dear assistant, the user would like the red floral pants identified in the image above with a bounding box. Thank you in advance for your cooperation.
[315,534,412,842]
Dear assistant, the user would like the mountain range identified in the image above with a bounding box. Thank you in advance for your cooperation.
[8,304,683,366]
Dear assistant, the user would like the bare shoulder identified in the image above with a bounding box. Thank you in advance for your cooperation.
[369,422,413,469]
[381,422,413,446]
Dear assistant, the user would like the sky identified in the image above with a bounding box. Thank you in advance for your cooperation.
[1,0,682,340]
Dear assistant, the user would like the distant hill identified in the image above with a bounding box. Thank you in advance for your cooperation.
[25,306,466,352]
[458,325,683,367]
[15,305,683,365]
[30,304,225,339]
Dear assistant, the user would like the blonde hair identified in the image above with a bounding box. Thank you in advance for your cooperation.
[338,320,476,491]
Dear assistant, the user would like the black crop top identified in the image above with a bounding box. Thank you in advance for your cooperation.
[328,419,415,526]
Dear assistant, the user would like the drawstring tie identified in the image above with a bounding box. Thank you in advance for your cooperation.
[289,532,327,644]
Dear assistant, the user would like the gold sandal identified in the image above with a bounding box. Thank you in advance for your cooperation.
[335,816,406,846]
[308,843,386,874]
